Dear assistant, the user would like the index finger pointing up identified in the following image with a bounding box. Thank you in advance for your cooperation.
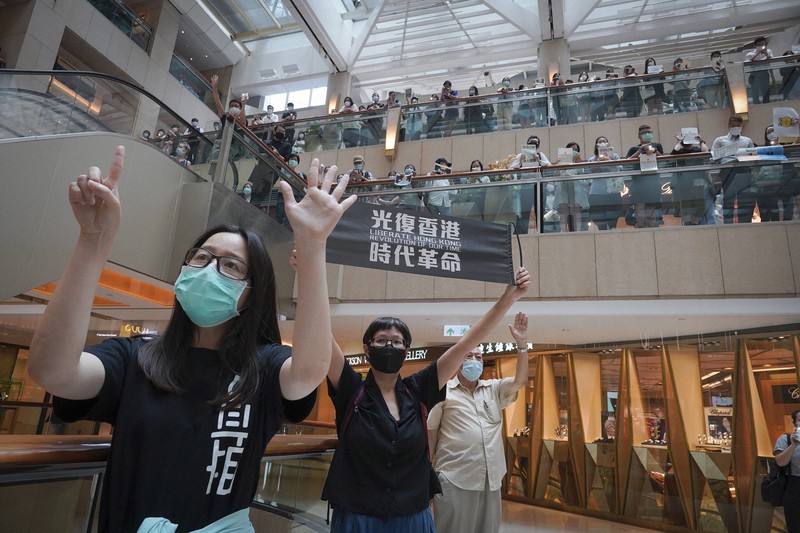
[105,146,125,190]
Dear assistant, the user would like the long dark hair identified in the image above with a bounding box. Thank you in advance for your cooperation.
[138,225,281,408]
[593,135,608,157]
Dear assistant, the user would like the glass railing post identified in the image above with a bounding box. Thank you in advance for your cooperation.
[212,120,234,188]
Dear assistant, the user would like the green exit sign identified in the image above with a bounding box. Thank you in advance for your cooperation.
[444,325,470,337]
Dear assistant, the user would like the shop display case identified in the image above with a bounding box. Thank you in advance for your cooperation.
[527,354,574,504]
[584,352,619,513]
[502,356,535,498]
[498,333,798,533]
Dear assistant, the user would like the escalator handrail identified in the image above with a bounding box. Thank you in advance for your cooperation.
[1,68,213,147]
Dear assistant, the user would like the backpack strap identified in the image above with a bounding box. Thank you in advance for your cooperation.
[340,381,366,436]
[340,379,431,457]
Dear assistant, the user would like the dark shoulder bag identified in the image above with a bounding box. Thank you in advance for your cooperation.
[761,434,792,506]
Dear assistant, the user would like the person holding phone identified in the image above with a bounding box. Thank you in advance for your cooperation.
[774,409,800,531]
[745,36,774,104]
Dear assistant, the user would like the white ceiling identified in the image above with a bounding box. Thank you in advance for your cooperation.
[166,0,800,99]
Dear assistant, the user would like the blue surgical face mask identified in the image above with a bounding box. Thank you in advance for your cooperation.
[174,265,247,328]
[354,163,364,171]
[461,359,483,382]
[243,185,252,195]
[404,168,414,177]
[640,132,654,142]
[288,159,299,168]
[175,147,185,156]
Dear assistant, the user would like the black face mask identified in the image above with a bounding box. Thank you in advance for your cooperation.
[367,345,406,374]
[273,131,286,141]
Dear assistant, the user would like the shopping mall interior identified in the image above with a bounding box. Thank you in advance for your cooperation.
[1,1,800,532]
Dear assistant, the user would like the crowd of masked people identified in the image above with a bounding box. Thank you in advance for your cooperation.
[326,114,799,234]
[137,36,799,233]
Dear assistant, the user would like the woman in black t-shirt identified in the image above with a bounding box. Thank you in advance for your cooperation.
[322,268,530,532]
[27,147,356,532]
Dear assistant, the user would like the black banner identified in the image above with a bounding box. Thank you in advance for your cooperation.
[327,202,514,284]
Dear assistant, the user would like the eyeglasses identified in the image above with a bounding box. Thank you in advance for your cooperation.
[370,338,407,349]
[184,247,249,280]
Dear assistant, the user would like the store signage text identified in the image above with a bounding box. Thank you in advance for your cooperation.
[346,348,429,367]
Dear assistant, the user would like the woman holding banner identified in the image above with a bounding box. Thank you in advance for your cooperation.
[321,267,530,532]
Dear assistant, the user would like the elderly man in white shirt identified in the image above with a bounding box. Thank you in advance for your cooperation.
[428,312,529,533]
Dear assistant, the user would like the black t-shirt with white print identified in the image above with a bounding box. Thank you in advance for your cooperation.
[54,337,315,532]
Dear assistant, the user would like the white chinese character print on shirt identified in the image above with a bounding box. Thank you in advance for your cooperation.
[206,375,252,495]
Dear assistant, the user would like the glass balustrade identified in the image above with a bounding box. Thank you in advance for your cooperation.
[744,54,800,105]
[1,69,797,237]
[168,54,215,108]
[345,149,799,234]
[87,0,152,52]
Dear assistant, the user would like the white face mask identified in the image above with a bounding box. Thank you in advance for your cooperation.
[471,167,481,172]
[228,107,240,116]
[767,132,778,141]
[597,142,609,148]
[729,126,742,136]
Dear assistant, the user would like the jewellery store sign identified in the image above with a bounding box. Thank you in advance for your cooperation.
[346,346,447,368]
[772,384,800,404]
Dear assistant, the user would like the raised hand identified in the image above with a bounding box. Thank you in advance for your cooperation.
[508,312,529,345]
[68,145,124,237]
[280,157,358,244]
[210,74,219,87]
[505,267,531,301]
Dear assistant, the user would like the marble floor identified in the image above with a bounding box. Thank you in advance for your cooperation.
[253,500,662,532]
[500,500,658,533]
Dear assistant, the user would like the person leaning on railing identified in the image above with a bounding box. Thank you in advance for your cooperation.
[337,96,361,148]
[587,136,625,231]
[669,132,713,225]
[745,36,773,104]
[696,51,727,108]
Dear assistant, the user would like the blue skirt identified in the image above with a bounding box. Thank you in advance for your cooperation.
[330,507,435,533]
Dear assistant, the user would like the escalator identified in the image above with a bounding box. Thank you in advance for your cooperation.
[0,69,305,319]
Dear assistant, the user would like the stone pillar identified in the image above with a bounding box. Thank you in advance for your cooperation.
[0,0,65,93]
[538,39,571,81]
[327,72,352,112]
